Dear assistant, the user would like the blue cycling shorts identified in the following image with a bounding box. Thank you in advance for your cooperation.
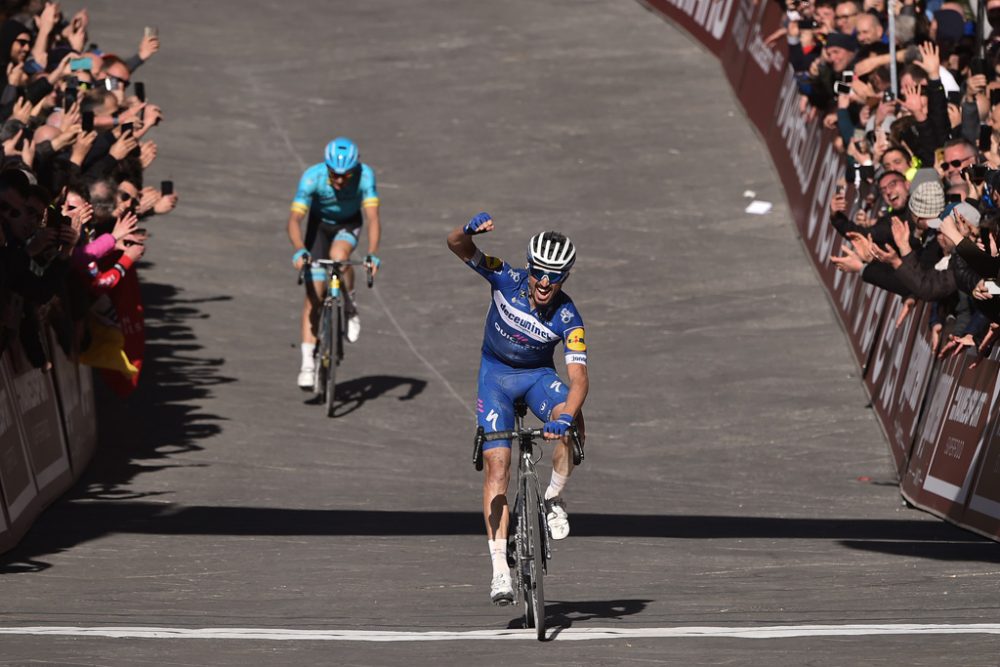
[476,354,569,451]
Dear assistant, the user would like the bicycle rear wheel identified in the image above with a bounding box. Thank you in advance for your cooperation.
[325,304,341,417]
[523,474,546,640]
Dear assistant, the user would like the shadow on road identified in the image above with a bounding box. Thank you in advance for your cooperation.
[4,504,996,572]
[305,374,427,415]
[0,274,234,572]
[506,599,652,635]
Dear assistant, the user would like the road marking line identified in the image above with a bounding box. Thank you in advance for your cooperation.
[1,624,998,642]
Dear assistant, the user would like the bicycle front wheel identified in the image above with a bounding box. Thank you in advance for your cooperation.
[315,303,333,401]
[523,475,546,640]
[325,304,341,417]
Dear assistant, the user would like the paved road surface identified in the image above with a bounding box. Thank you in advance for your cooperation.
[0,1,997,665]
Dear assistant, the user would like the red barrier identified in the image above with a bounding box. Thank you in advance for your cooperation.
[641,0,1000,540]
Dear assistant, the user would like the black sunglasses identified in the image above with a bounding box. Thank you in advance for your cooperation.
[13,38,31,47]
[943,158,973,169]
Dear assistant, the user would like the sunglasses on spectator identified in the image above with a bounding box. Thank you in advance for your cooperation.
[13,38,31,47]
[942,158,973,170]
[118,191,136,202]
[104,76,129,91]
[528,266,568,284]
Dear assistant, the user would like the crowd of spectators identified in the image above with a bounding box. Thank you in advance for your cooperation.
[770,0,1000,357]
[0,1,177,381]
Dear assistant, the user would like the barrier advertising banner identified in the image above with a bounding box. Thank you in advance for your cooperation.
[47,329,97,475]
[5,340,72,507]
[865,299,930,475]
[0,356,36,526]
[905,356,1000,517]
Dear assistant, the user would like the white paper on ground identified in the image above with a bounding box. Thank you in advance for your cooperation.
[745,200,772,215]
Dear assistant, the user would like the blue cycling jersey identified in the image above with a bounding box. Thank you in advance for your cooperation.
[291,162,379,222]
[467,249,587,369]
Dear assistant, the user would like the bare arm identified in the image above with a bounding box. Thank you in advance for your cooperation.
[287,208,308,269]
[562,362,589,420]
[363,204,381,256]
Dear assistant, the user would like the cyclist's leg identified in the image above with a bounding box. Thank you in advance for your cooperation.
[525,370,576,538]
[329,221,362,342]
[477,358,520,602]
[330,213,362,294]
[298,219,332,387]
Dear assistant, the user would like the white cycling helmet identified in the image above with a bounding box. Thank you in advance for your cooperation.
[526,231,576,272]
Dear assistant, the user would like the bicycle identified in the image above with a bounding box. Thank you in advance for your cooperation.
[472,399,584,641]
[299,258,373,417]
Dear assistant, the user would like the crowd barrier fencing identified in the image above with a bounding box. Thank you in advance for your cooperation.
[640,0,1000,540]
[0,330,97,553]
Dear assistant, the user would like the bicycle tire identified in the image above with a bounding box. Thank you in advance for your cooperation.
[315,303,333,401]
[524,474,546,639]
[326,304,341,417]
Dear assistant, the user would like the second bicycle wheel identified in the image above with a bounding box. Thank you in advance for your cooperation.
[315,306,332,402]
[325,305,340,417]
[524,477,546,640]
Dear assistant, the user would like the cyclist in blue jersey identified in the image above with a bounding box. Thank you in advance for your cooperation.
[447,212,589,605]
[287,137,382,389]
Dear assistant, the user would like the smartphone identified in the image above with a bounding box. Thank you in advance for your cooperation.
[991,89,1000,107]
[798,17,818,29]
[144,26,158,38]
[946,193,963,203]
[972,57,988,77]
[966,163,989,183]
[836,184,846,196]
[981,125,994,152]
[986,280,1000,295]
[947,91,962,106]
[160,180,173,196]
[882,90,895,102]
[63,85,77,110]
[120,122,133,134]
[81,111,94,132]
[834,80,852,95]
[69,57,91,72]
[134,81,145,103]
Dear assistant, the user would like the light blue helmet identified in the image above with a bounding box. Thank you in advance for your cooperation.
[324,137,360,174]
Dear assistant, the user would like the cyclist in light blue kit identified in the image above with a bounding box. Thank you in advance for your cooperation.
[447,212,589,605]
[287,137,382,389]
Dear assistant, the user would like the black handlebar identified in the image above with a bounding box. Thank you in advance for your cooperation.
[473,423,584,471]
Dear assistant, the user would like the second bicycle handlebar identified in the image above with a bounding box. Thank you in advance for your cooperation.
[298,258,375,288]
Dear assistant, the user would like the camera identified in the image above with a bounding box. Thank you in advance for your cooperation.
[965,163,990,183]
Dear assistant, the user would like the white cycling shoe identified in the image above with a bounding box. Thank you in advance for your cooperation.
[346,311,361,344]
[546,496,570,540]
[490,571,514,606]
[297,367,315,391]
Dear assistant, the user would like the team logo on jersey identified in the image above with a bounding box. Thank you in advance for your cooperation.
[508,268,521,281]
[484,255,503,271]
[560,307,574,324]
[566,328,586,351]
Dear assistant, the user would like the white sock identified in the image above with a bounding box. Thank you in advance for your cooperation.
[545,469,568,500]
[300,342,315,370]
[488,539,507,576]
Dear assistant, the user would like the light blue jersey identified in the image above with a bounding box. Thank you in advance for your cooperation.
[290,162,379,222]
